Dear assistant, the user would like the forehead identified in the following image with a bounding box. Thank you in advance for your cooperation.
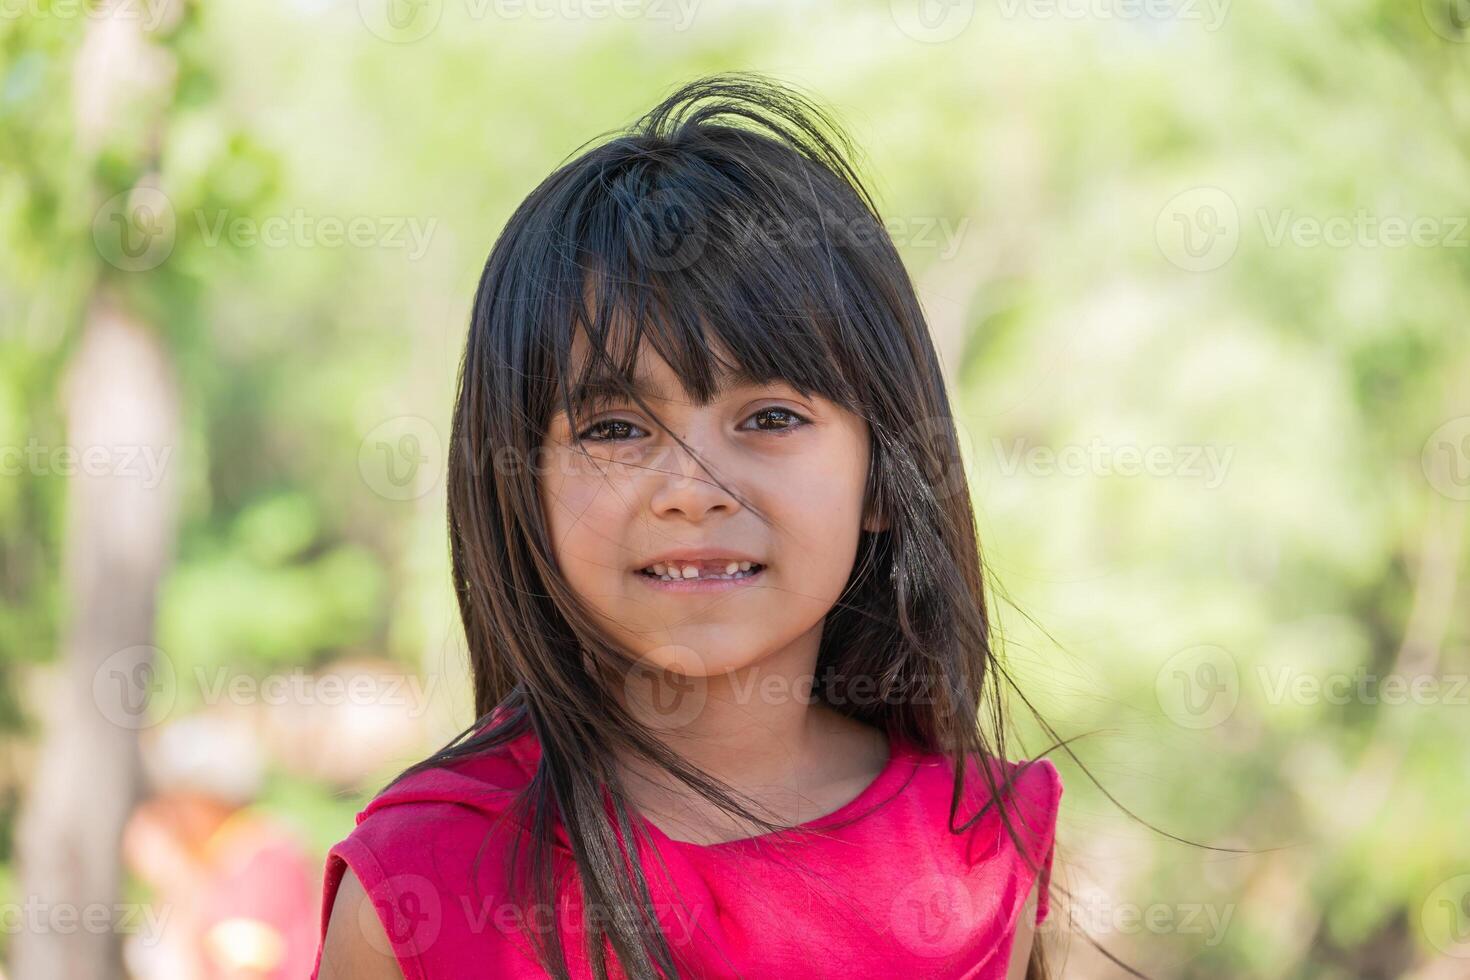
[567,329,676,382]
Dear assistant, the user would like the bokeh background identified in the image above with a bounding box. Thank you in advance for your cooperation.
[3,0,1469,977]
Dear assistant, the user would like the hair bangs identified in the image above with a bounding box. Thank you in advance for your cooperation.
[539,168,874,430]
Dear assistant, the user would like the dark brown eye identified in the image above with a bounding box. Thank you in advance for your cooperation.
[747,407,809,432]
[576,418,645,442]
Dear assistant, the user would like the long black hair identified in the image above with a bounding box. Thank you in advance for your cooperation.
[392,70,1072,980]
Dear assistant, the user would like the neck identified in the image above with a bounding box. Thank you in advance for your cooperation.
[609,626,888,843]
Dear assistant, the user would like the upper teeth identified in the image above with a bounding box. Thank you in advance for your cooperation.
[645,560,757,579]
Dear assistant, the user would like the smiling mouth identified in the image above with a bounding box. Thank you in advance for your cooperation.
[635,561,766,582]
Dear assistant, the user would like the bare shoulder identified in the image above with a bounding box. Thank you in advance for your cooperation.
[319,865,406,980]
[1006,876,1041,980]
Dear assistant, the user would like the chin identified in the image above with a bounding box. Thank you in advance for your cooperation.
[634,641,760,679]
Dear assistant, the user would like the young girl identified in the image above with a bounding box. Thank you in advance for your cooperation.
[312,72,1063,980]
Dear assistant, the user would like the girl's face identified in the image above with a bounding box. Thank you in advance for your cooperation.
[538,332,881,679]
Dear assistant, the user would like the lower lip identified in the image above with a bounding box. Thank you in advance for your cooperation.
[632,565,767,593]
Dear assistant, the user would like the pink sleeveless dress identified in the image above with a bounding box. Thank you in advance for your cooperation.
[309,723,1062,979]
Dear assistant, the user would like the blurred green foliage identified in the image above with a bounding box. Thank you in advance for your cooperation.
[2,1,1468,977]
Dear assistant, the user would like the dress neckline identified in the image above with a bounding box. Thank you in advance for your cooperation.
[635,726,920,851]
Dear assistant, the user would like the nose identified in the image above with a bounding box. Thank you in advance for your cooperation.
[647,440,740,522]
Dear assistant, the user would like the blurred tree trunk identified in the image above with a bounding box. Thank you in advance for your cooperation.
[11,292,181,980]
[11,4,183,977]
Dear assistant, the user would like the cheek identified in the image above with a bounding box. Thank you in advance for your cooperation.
[771,444,869,576]
[539,455,626,563]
